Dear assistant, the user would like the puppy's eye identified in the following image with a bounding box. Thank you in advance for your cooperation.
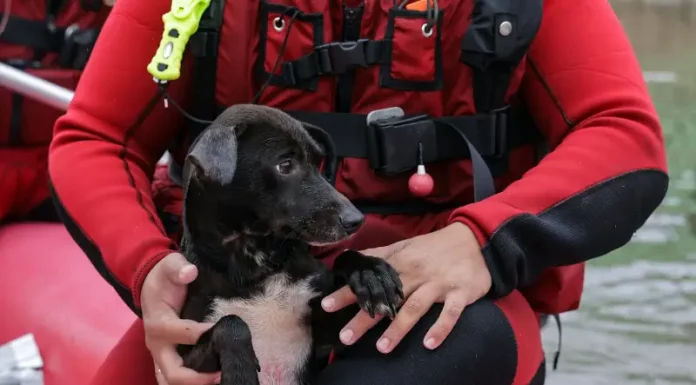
[276,160,294,175]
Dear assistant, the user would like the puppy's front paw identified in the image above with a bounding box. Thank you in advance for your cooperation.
[334,250,404,319]
[222,347,260,385]
[214,315,260,385]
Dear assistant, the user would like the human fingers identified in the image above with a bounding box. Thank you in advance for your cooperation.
[321,285,357,313]
[422,289,469,350]
[154,344,221,385]
[159,253,199,285]
[336,310,384,346]
[154,364,168,385]
[375,284,440,354]
[145,316,215,346]
[142,254,198,311]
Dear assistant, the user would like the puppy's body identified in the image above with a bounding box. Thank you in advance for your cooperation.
[177,105,402,385]
[180,236,333,385]
[207,274,317,385]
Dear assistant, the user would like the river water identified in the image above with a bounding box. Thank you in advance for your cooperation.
[544,1,696,383]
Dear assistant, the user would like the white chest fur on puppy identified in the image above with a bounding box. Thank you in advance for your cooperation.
[205,273,321,385]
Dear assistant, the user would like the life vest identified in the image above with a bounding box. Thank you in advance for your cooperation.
[0,0,108,221]
[160,0,584,315]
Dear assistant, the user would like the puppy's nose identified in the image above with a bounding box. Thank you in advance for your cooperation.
[339,209,365,235]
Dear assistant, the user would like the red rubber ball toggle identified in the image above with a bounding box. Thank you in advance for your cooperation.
[408,165,434,197]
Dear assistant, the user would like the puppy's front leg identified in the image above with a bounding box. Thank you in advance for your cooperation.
[332,250,404,319]
[182,315,260,385]
[311,250,404,349]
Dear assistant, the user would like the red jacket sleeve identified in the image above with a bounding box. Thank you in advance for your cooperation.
[449,0,669,297]
[49,0,192,314]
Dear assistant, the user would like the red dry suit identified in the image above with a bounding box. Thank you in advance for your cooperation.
[0,0,108,221]
[49,0,667,382]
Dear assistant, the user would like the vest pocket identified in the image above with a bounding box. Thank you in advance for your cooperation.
[257,0,326,91]
[380,8,443,91]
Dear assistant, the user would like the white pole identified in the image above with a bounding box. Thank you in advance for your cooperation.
[0,62,74,111]
[0,62,174,165]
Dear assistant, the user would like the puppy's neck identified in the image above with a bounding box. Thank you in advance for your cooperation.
[223,233,293,268]
[182,230,309,287]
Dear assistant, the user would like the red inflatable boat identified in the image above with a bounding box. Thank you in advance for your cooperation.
[0,222,136,385]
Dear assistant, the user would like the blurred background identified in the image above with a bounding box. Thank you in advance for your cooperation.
[543,0,696,383]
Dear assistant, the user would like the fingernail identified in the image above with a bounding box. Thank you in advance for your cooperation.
[214,374,222,383]
[424,337,437,350]
[377,337,391,353]
[339,329,354,345]
[321,297,335,311]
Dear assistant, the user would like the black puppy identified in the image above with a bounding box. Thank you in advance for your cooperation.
[176,104,403,385]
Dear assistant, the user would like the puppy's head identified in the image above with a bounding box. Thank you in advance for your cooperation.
[183,104,364,246]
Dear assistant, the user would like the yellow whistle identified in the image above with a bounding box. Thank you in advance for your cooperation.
[147,0,211,82]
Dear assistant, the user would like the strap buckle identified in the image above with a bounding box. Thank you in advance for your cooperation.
[316,39,370,75]
[281,39,387,85]
[58,24,99,69]
[366,107,438,176]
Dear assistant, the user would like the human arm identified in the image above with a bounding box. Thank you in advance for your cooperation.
[49,0,221,383]
[448,0,668,298]
[49,0,190,313]
[323,0,668,352]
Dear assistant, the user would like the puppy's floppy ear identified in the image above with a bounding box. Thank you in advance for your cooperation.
[183,123,247,186]
[300,122,337,184]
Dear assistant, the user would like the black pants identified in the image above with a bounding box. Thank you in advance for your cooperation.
[318,300,546,385]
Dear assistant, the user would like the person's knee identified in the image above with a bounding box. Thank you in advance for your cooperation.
[430,299,519,383]
[319,300,520,385]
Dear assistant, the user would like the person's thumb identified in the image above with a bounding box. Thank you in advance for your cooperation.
[160,252,198,285]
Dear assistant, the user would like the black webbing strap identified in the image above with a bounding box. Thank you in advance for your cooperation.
[286,105,538,161]
[34,0,65,61]
[0,15,66,52]
[440,117,496,201]
[2,60,31,146]
[8,93,23,145]
[287,105,539,204]
[173,103,541,214]
[47,0,66,17]
[79,0,103,12]
[330,110,502,212]
[0,0,99,51]
[0,14,99,69]
[281,39,389,86]
[188,0,226,140]
[461,0,543,113]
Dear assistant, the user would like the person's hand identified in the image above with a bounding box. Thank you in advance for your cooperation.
[321,222,492,353]
[141,252,221,385]
[103,0,116,6]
